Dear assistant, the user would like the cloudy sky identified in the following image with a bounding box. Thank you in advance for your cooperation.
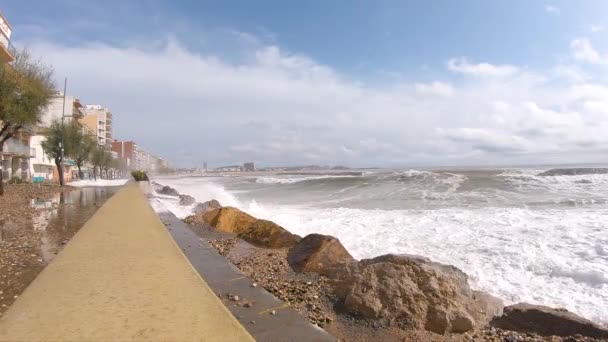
[3,0,608,167]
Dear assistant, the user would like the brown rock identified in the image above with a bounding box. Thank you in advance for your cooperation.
[287,234,354,275]
[178,194,196,206]
[330,254,503,334]
[238,219,301,248]
[490,303,608,338]
[157,185,179,196]
[201,207,257,234]
[193,199,222,214]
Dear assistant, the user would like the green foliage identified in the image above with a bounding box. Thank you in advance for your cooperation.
[0,49,55,194]
[131,170,148,182]
[0,49,55,144]
[8,176,24,184]
[41,120,83,162]
[70,129,96,168]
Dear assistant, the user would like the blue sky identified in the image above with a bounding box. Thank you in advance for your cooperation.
[3,1,608,167]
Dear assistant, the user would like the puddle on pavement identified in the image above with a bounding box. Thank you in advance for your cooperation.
[0,186,119,314]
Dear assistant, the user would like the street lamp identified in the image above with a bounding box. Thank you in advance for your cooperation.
[59,78,70,186]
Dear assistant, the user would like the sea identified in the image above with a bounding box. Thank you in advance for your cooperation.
[149,167,608,326]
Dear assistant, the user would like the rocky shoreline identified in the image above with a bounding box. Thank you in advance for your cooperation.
[155,183,608,341]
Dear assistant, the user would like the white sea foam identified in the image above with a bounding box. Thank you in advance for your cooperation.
[243,204,608,325]
[151,174,608,326]
[69,179,128,187]
[255,175,358,184]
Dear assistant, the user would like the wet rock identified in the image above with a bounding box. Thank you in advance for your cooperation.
[238,219,301,248]
[157,185,179,196]
[330,254,503,334]
[287,234,354,275]
[185,207,256,233]
[192,199,222,214]
[178,194,196,206]
[490,303,608,339]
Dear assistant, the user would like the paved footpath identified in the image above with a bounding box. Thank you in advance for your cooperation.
[0,182,253,341]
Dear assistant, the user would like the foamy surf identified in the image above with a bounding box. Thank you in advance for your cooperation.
[149,169,608,326]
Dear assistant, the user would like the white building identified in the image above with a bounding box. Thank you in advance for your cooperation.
[29,135,54,182]
[39,92,84,127]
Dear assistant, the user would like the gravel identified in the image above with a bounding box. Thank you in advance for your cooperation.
[207,237,608,342]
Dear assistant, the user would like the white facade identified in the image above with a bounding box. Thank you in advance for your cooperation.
[29,135,54,181]
[40,93,74,127]
[0,11,11,52]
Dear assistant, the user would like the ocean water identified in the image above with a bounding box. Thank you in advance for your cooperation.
[149,168,608,325]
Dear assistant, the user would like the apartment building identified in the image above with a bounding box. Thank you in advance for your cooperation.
[0,10,14,64]
[111,140,138,169]
[80,104,113,149]
[0,9,33,182]
[29,92,86,182]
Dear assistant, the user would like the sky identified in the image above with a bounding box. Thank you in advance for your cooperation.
[3,0,608,168]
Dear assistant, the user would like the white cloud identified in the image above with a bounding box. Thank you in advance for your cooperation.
[570,38,608,64]
[447,58,519,77]
[414,81,454,97]
[545,5,560,14]
[23,35,608,167]
[590,25,604,33]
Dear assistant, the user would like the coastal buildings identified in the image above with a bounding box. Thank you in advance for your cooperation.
[111,140,168,172]
[111,140,138,169]
[243,162,255,172]
[0,10,33,182]
[215,165,243,172]
[0,10,14,64]
[79,105,113,149]
[214,162,255,172]
[28,92,87,182]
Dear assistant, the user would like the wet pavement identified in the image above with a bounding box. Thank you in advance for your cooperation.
[0,186,119,314]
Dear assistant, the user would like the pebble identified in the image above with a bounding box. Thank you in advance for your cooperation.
[270,310,276,315]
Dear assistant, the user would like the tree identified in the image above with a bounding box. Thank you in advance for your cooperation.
[69,128,96,179]
[90,147,108,180]
[41,120,79,186]
[0,50,55,195]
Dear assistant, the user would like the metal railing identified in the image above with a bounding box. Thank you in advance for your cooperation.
[0,30,15,57]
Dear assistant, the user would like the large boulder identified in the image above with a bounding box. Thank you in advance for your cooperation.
[490,303,608,338]
[330,254,503,334]
[157,185,179,196]
[193,199,222,214]
[239,219,301,248]
[287,234,354,275]
[178,194,196,206]
[198,207,257,234]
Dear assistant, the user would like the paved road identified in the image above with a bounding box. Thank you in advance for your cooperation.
[0,182,253,341]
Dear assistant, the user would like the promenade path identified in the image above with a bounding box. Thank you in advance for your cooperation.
[0,183,253,341]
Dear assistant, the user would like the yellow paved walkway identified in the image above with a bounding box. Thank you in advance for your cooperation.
[0,183,253,341]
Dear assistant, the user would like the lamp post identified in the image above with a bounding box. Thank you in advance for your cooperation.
[59,77,68,186]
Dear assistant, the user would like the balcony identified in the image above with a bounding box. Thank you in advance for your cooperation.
[0,30,15,64]
[2,138,32,158]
